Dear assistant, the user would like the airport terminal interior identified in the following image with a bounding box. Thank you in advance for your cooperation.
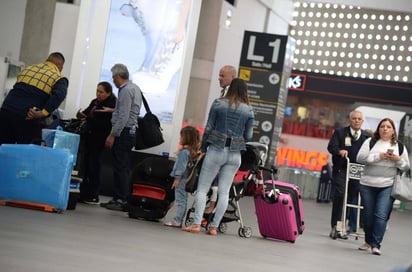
[1,195,412,271]
[1,0,412,271]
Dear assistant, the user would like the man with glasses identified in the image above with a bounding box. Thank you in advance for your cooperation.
[101,64,142,211]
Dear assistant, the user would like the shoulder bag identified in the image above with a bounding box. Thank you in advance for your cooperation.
[135,92,164,150]
[185,153,205,193]
[391,169,412,202]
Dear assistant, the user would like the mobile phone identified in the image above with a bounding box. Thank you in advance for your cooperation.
[387,149,394,154]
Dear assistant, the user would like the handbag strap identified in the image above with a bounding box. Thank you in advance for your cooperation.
[185,152,205,183]
[398,168,412,179]
[140,91,152,114]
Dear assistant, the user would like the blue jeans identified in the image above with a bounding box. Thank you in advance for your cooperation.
[193,146,241,228]
[173,177,188,224]
[348,195,360,231]
[359,184,394,249]
[111,128,135,202]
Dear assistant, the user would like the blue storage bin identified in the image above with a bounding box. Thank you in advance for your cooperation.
[42,128,80,165]
[0,144,74,211]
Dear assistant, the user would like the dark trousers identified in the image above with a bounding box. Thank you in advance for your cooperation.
[81,147,104,199]
[111,128,135,202]
[331,170,360,228]
[0,109,43,144]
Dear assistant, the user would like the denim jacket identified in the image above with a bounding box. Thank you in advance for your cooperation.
[201,98,254,152]
[170,148,190,178]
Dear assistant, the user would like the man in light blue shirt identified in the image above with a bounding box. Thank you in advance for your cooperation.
[101,63,142,211]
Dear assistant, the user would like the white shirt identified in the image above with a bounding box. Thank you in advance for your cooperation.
[357,138,410,187]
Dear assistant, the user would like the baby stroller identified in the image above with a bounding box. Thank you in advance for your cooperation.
[184,142,268,238]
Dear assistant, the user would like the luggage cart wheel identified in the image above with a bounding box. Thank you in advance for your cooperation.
[218,222,227,233]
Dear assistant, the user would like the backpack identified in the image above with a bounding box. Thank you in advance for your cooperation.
[369,139,404,155]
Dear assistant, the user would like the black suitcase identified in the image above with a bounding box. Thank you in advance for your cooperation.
[126,156,175,221]
[317,164,333,203]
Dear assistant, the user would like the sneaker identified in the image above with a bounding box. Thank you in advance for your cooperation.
[105,200,126,212]
[82,197,100,205]
[100,199,116,208]
[336,232,348,240]
[358,243,371,251]
[372,247,381,256]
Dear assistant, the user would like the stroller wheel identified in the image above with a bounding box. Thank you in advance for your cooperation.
[238,228,245,237]
[242,227,252,238]
[185,217,193,227]
[218,222,227,233]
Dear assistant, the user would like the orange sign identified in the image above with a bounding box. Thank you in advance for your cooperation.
[277,147,329,171]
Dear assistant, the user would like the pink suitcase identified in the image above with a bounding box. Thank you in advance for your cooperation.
[272,180,305,234]
[254,183,299,243]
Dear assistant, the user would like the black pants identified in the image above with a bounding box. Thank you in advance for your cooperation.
[330,170,360,228]
[111,128,135,202]
[81,147,104,199]
[0,109,43,144]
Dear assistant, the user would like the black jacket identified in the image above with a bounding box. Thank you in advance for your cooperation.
[327,126,370,172]
[83,95,117,150]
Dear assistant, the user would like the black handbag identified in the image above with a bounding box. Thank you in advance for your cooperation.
[135,93,164,150]
[185,153,205,193]
[61,118,89,135]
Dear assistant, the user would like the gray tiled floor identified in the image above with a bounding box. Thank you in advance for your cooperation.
[0,195,411,272]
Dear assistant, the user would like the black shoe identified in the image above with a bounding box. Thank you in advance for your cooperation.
[337,232,348,240]
[81,197,100,205]
[346,229,356,235]
[329,227,337,239]
[100,199,116,208]
[105,200,126,212]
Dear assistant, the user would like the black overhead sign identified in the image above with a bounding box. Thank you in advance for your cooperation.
[239,31,295,166]
[239,31,289,72]
[288,70,412,107]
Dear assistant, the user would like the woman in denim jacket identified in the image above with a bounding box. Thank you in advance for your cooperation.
[184,78,255,235]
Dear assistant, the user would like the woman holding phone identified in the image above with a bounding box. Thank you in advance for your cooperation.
[356,118,410,255]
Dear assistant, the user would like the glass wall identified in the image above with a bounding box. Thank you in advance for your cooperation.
[282,95,354,139]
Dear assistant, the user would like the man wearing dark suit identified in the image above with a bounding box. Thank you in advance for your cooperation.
[327,110,371,239]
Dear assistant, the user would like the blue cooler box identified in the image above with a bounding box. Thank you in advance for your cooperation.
[42,128,80,166]
[0,144,74,212]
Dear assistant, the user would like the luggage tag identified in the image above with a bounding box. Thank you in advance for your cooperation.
[345,136,352,146]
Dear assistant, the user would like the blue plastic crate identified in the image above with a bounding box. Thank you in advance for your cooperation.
[42,128,80,165]
[0,144,74,211]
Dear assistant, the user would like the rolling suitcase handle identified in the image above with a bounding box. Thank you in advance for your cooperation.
[258,166,280,204]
